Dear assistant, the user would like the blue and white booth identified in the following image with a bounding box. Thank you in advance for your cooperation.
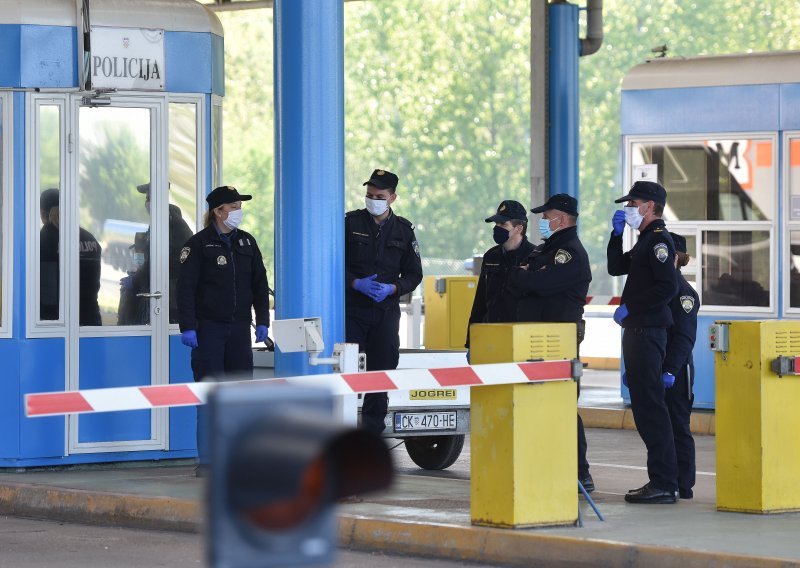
[620,51,800,409]
[0,0,223,466]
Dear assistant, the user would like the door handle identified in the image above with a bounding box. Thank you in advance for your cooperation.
[136,291,163,299]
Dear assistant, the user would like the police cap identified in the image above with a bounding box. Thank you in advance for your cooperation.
[40,188,60,212]
[206,185,252,210]
[136,183,151,194]
[670,232,687,254]
[485,200,528,223]
[531,193,578,217]
[615,180,667,206]
[362,169,399,191]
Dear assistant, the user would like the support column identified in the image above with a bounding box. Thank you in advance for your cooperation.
[273,1,345,377]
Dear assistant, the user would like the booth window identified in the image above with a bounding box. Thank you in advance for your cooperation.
[168,101,200,325]
[788,137,800,310]
[38,104,63,323]
[0,97,4,330]
[702,230,770,308]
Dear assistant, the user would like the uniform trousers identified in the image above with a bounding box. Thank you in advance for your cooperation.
[665,362,696,495]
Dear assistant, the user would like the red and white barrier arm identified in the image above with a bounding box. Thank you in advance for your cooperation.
[585,295,621,305]
[25,360,576,418]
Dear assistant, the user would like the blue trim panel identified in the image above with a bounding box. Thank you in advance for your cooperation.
[0,25,22,86]
[20,26,77,88]
[621,85,780,135]
[165,31,224,95]
[274,0,345,377]
[19,339,66,458]
[0,450,196,469]
[169,334,197,452]
[0,340,21,458]
[780,83,800,130]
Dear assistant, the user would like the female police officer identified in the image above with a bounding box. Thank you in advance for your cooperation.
[177,185,270,472]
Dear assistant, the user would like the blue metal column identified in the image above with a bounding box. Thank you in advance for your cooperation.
[273,1,345,377]
[548,2,580,200]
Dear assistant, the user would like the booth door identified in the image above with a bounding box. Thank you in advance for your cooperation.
[67,97,170,454]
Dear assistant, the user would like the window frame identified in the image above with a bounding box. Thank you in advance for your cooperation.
[0,92,12,338]
[624,132,778,316]
[783,131,800,317]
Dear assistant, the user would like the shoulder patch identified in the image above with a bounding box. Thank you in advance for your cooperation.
[680,295,695,313]
[412,240,420,258]
[653,243,669,263]
[554,249,572,264]
[179,247,190,264]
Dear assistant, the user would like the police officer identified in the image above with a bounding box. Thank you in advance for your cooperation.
[664,232,699,500]
[39,188,102,326]
[506,194,593,491]
[346,169,423,434]
[177,185,270,473]
[607,181,679,504]
[466,200,534,350]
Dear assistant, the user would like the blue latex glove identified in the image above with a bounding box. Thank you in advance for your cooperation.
[255,325,269,343]
[353,274,380,299]
[662,372,675,389]
[611,210,626,236]
[613,303,629,326]
[120,274,133,292]
[622,372,628,388]
[181,330,198,349]
[466,349,471,364]
[372,282,394,303]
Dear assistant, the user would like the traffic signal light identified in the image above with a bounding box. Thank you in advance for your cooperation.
[207,383,393,567]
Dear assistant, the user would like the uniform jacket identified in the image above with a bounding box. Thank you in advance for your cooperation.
[664,272,700,376]
[345,209,423,310]
[607,218,678,328]
[466,237,535,347]
[508,226,592,324]
[176,225,270,332]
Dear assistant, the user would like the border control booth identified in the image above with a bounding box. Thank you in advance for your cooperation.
[0,0,223,466]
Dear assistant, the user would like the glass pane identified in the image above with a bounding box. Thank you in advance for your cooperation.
[702,230,770,307]
[790,139,800,220]
[0,99,3,325]
[38,105,62,322]
[789,231,800,308]
[632,139,775,221]
[168,102,199,324]
[79,106,151,326]
[212,103,222,188]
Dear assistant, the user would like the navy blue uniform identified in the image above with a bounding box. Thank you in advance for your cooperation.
[608,218,679,492]
[508,225,592,480]
[466,237,535,347]
[664,273,699,497]
[345,209,423,433]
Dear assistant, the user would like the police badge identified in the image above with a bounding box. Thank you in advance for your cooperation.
[653,243,669,263]
[680,295,695,313]
[554,249,572,264]
[217,255,227,266]
[179,247,190,264]
[412,240,420,258]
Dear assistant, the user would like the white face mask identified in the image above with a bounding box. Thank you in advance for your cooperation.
[223,208,243,230]
[624,205,644,230]
[365,197,389,217]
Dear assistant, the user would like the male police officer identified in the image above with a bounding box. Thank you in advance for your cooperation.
[608,181,679,504]
[507,194,593,491]
[466,200,534,351]
[664,232,699,500]
[346,169,423,434]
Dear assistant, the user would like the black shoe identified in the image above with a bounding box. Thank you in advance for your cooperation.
[624,483,677,504]
[579,473,594,493]
[679,488,693,499]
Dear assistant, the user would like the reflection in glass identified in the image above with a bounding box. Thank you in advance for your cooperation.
[702,231,770,307]
[632,139,774,221]
[0,99,3,324]
[168,103,199,324]
[38,105,62,322]
[79,106,151,326]
[790,231,800,309]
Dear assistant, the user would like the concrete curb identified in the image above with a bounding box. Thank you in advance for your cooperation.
[0,481,796,567]
[579,406,716,436]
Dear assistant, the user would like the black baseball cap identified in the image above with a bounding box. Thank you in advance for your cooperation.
[485,200,528,223]
[363,169,399,191]
[206,185,252,210]
[40,188,60,212]
[615,180,667,206]
[670,232,687,254]
[531,193,579,217]
[136,183,151,194]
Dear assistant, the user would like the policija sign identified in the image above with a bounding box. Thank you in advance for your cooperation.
[89,27,165,90]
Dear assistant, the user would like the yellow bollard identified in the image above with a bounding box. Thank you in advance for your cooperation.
[715,320,800,513]
[470,323,577,528]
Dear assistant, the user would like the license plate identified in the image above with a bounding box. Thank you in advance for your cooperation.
[394,411,457,432]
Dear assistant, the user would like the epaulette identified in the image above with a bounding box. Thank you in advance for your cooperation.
[396,216,415,231]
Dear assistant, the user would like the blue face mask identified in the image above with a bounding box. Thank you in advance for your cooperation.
[493,226,510,245]
[538,218,553,239]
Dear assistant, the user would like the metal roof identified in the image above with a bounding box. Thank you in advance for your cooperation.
[0,0,223,35]
[622,51,800,91]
